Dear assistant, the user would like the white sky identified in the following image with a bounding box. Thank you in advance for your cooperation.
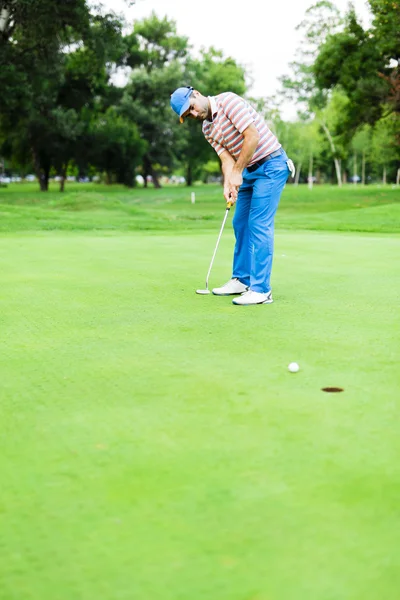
[99,0,373,119]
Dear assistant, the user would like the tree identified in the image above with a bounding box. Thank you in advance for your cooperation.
[120,61,185,187]
[124,12,188,72]
[279,2,346,184]
[279,1,343,116]
[0,0,90,121]
[187,47,246,98]
[52,12,126,189]
[0,1,127,190]
[313,2,400,131]
[368,0,400,66]
[370,114,400,183]
[313,10,389,132]
[284,120,322,185]
[350,126,372,184]
[122,14,190,187]
[362,0,400,118]
[0,0,89,45]
[89,108,146,186]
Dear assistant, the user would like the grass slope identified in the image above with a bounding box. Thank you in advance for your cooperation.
[0,182,400,233]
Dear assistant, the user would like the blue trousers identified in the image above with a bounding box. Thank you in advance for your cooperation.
[232,149,290,293]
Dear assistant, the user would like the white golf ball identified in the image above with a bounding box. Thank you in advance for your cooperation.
[288,362,300,373]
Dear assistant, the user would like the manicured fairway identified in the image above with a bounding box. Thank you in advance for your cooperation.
[1,228,399,599]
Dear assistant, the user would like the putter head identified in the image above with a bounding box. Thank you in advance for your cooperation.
[196,289,210,295]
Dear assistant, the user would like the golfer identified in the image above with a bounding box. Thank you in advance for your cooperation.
[170,86,294,306]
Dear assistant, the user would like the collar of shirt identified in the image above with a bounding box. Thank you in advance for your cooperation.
[205,96,218,123]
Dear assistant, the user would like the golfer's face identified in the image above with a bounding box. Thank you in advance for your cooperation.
[184,95,208,122]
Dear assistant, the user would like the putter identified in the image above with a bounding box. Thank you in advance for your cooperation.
[196,201,233,295]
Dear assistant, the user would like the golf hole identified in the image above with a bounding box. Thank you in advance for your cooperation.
[322,387,344,393]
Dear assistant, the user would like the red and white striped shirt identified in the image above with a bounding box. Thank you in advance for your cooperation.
[202,92,281,167]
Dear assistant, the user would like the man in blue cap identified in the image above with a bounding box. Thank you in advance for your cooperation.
[170,86,294,306]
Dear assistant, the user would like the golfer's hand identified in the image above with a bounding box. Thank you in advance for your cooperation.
[223,185,233,203]
[224,185,238,204]
[227,169,243,203]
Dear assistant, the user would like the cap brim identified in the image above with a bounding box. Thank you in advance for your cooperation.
[179,98,191,123]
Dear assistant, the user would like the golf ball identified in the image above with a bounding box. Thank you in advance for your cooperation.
[288,362,300,373]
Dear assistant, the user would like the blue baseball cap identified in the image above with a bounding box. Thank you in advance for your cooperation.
[170,86,194,123]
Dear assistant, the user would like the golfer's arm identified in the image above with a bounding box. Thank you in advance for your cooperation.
[233,124,260,173]
[219,150,236,180]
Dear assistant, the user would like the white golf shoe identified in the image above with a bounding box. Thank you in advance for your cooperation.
[232,290,273,305]
[212,278,248,296]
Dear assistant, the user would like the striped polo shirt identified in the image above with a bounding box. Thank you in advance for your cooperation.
[202,92,281,167]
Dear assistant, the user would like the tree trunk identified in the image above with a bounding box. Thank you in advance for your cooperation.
[186,163,193,187]
[151,168,161,189]
[142,162,148,188]
[32,147,49,191]
[382,166,386,185]
[362,151,366,185]
[320,120,342,186]
[294,162,301,185]
[308,153,313,190]
[40,176,49,191]
[143,155,161,188]
[396,168,400,186]
[353,152,357,184]
[333,158,342,186]
[59,162,68,193]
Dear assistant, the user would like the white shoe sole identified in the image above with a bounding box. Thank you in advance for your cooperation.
[212,291,246,296]
[232,296,273,305]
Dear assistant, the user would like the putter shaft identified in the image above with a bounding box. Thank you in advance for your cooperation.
[204,203,232,289]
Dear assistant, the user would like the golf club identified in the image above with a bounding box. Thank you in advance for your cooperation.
[196,201,233,295]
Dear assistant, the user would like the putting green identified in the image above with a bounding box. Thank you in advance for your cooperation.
[0,230,399,599]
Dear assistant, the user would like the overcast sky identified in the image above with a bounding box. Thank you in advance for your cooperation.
[99,0,372,119]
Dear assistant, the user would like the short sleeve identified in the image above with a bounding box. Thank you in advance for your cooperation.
[221,93,254,133]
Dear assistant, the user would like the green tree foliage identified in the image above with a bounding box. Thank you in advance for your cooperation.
[120,62,184,187]
[52,14,127,188]
[121,19,248,187]
[0,1,137,190]
[89,108,146,186]
[121,14,189,187]
[368,0,400,62]
[0,0,88,37]
[350,126,372,184]
[370,114,400,181]
[124,11,188,72]
[278,2,348,184]
[313,2,400,131]
[313,10,389,131]
[0,0,89,115]
[279,1,343,114]
[186,47,246,97]
[278,1,399,184]
[284,120,323,184]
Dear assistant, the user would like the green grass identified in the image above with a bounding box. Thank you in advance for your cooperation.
[0,183,400,599]
[1,181,400,232]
